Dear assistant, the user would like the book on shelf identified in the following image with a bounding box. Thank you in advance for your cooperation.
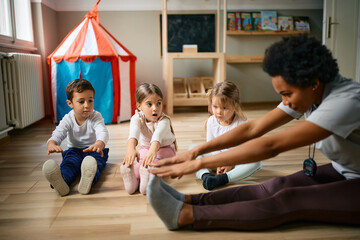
[235,12,242,31]
[251,12,262,31]
[278,16,294,31]
[294,16,311,31]
[241,12,253,31]
[261,11,278,30]
[227,12,236,31]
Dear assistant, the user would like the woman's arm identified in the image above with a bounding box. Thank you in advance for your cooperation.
[190,107,294,158]
[198,120,332,170]
[150,118,332,178]
[151,107,293,168]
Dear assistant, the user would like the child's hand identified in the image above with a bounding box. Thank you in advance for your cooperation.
[47,140,63,155]
[83,140,105,157]
[142,150,157,168]
[123,149,139,168]
[143,141,160,168]
[217,166,232,175]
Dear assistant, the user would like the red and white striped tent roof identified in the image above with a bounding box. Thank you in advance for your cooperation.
[47,0,136,123]
[48,0,136,64]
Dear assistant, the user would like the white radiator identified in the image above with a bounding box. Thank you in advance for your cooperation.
[1,53,45,129]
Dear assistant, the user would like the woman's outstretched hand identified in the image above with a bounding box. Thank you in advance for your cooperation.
[150,149,197,167]
[149,149,199,178]
[148,157,201,178]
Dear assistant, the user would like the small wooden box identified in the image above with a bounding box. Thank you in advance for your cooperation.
[201,77,214,94]
[182,44,198,53]
[187,77,205,98]
[173,77,188,98]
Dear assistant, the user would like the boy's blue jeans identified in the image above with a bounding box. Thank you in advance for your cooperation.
[60,147,109,187]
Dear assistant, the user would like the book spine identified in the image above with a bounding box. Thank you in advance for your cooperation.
[227,12,236,31]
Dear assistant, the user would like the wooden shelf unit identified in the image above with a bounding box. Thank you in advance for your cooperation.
[162,0,225,115]
[162,1,313,114]
[165,52,225,114]
[226,54,264,63]
[225,30,311,63]
[226,30,311,36]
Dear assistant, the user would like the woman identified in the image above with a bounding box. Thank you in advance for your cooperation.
[146,34,360,230]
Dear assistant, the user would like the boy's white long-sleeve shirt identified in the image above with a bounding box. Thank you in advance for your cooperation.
[48,110,109,148]
[128,110,175,147]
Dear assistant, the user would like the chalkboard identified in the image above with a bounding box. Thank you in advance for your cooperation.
[160,13,216,55]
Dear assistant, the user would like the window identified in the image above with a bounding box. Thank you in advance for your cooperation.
[0,0,13,38]
[0,0,35,50]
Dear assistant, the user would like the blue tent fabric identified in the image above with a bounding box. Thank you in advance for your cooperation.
[56,57,113,124]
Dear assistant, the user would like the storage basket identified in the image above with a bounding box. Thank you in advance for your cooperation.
[201,77,214,94]
[187,77,205,98]
[173,77,188,98]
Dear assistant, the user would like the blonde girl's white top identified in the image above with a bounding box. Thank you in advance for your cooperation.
[206,114,247,155]
[48,110,109,148]
[128,110,176,147]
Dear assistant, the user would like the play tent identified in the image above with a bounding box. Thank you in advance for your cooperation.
[47,0,136,124]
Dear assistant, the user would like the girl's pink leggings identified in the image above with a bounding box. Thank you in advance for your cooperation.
[134,144,176,180]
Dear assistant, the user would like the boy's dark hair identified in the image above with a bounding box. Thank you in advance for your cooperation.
[262,34,339,87]
[66,79,95,101]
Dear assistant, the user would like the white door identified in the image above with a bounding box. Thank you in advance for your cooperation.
[323,0,360,82]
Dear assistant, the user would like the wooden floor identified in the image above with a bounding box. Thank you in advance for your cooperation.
[0,103,359,240]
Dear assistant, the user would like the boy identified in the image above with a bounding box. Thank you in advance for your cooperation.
[43,78,109,196]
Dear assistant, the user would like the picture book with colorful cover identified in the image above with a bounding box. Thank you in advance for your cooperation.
[261,11,278,30]
[251,12,262,31]
[278,16,294,31]
[227,12,236,31]
[235,12,241,31]
[241,12,253,31]
[294,16,310,31]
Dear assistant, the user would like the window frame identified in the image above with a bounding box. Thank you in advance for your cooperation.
[0,0,36,52]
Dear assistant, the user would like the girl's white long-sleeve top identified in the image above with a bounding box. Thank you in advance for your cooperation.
[128,110,175,147]
[206,114,246,155]
[47,110,109,148]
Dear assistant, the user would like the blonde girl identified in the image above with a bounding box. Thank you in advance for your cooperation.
[196,81,262,190]
[120,83,176,195]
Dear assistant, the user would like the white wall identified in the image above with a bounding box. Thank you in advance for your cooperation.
[61,10,322,100]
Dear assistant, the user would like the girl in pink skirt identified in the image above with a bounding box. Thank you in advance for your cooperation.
[120,83,176,195]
